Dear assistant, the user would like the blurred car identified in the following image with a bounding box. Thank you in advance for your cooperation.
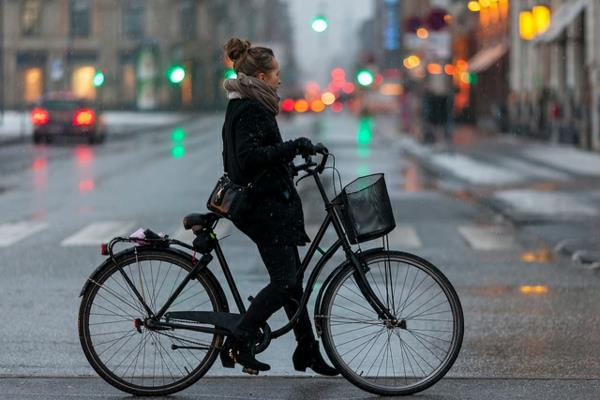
[31,92,106,144]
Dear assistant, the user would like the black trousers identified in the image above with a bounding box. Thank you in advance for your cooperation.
[233,244,315,344]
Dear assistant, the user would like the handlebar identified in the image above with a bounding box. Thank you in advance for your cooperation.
[291,143,329,175]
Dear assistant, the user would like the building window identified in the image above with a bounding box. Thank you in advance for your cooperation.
[180,0,197,40]
[70,0,91,38]
[123,0,145,39]
[71,66,96,100]
[21,0,43,37]
[23,67,44,103]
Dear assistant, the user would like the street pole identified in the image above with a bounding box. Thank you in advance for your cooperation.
[0,0,4,123]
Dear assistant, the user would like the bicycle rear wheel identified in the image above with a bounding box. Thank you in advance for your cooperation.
[78,248,226,396]
[321,251,463,396]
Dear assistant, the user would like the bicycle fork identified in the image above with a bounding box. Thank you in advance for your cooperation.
[348,252,397,322]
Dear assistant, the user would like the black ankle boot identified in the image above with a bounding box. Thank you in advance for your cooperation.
[292,340,339,376]
[220,336,270,374]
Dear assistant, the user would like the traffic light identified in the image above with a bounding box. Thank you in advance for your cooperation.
[224,68,237,80]
[311,15,328,32]
[166,65,186,84]
[356,69,375,87]
[92,70,105,87]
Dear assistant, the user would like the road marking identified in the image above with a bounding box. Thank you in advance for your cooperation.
[493,190,599,218]
[172,219,233,244]
[362,225,422,249]
[307,224,422,249]
[0,222,48,247]
[457,225,516,250]
[431,153,523,185]
[61,221,136,246]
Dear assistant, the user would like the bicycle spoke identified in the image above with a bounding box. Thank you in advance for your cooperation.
[340,327,385,359]
[334,291,379,316]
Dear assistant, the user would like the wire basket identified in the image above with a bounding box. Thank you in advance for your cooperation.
[336,173,396,244]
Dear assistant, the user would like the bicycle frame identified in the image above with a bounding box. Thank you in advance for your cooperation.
[108,162,395,338]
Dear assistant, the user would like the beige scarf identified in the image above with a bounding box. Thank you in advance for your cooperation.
[223,72,280,115]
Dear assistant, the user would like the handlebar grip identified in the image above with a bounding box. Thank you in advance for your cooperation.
[315,143,329,174]
[314,143,327,154]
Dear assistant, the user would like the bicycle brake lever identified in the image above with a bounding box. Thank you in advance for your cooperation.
[295,173,311,187]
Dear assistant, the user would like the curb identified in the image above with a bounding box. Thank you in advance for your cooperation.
[555,239,600,270]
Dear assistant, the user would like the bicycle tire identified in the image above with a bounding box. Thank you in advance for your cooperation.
[78,247,227,396]
[320,250,463,396]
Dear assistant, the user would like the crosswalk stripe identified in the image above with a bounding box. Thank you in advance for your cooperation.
[61,221,136,246]
[306,224,422,249]
[172,219,233,244]
[493,190,599,218]
[363,225,422,249]
[0,222,48,247]
[457,225,516,250]
[431,153,523,185]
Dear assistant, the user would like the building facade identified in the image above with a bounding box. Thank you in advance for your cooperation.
[509,0,600,150]
[0,0,295,111]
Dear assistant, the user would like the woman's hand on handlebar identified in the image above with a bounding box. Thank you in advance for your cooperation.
[294,137,316,157]
[292,141,329,175]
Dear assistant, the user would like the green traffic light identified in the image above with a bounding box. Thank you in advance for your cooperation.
[312,15,328,32]
[92,71,105,87]
[224,68,237,80]
[167,65,186,84]
[356,69,375,87]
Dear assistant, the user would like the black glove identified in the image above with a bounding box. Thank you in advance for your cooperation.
[294,137,316,156]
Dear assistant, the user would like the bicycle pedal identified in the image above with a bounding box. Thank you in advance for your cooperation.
[242,367,259,376]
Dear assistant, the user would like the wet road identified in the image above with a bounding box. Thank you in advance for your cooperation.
[0,112,598,396]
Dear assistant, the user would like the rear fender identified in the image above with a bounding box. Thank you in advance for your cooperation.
[78,246,229,312]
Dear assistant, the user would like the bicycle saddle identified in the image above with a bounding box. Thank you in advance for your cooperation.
[182,212,220,230]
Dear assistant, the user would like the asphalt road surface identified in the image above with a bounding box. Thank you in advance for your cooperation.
[0,112,598,398]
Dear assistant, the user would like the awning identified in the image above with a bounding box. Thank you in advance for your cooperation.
[468,42,508,73]
[535,0,588,43]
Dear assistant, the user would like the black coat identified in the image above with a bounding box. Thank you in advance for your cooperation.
[221,98,310,246]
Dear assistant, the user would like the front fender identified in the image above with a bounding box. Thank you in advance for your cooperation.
[313,247,382,336]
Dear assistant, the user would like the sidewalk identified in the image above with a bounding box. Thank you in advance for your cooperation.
[0,110,199,144]
[387,121,600,270]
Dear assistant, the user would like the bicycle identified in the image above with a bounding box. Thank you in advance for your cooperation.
[77,147,464,397]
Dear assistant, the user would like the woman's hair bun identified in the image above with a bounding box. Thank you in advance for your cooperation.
[224,37,252,62]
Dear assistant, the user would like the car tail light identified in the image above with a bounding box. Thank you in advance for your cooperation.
[74,109,96,126]
[31,107,49,125]
[100,243,108,256]
[281,98,295,113]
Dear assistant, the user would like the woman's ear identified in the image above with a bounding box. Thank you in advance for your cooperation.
[257,72,266,82]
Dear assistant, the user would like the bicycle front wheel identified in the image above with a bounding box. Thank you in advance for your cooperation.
[321,251,463,396]
[78,248,226,396]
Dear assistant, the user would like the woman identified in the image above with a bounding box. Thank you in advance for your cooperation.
[218,37,337,376]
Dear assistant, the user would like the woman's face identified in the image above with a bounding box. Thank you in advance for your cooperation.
[257,58,281,89]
